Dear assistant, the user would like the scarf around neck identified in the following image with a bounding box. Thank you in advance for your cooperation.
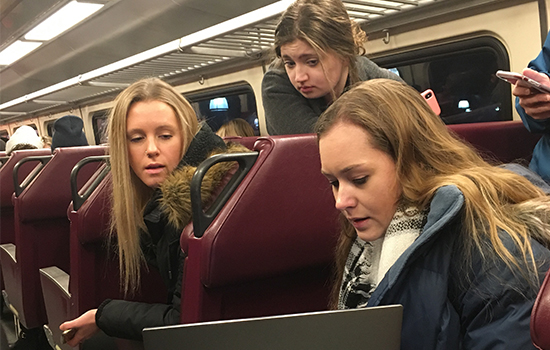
[338,206,428,309]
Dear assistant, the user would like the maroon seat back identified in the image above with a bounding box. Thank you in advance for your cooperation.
[222,136,258,150]
[0,148,51,291]
[180,135,340,323]
[40,158,165,350]
[0,146,106,329]
[532,269,550,350]
[447,120,541,164]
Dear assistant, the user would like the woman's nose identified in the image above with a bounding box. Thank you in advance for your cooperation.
[334,186,355,211]
[146,140,159,157]
[295,65,308,83]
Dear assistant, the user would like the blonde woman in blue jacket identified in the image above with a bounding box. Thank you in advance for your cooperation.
[316,79,550,349]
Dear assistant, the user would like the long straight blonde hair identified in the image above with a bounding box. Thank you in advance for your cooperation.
[315,79,550,307]
[107,78,198,294]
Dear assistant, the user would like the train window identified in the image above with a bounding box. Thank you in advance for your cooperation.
[92,109,110,145]
[373,36,511,124]
[45,120,57,136]
[0,129,9,142]
[185,82,259,135]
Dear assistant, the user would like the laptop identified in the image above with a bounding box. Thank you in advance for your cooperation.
[143,305,403,350]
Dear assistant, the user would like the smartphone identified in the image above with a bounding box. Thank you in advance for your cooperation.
[496,70,550,94]
[421,89,441,116]
[61,328,76,344]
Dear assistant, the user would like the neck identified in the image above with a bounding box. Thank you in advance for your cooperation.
[324,65,350,105]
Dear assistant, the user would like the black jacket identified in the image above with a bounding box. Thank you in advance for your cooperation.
[96,125,247,340]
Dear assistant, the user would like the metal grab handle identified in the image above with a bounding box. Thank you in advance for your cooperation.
[71,155,110,211]
[13,155,53,197]
[191,152,258,238]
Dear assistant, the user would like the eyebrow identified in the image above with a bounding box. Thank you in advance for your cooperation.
[321,163,365,177]
[281,53,318,61]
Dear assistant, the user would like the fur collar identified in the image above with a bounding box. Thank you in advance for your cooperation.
[159,142,251,229]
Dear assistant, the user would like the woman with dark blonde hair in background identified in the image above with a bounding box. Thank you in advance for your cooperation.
[316,79,550,349]
[59,78,248,346]
[216,118,255,137]
[262,0,402,135]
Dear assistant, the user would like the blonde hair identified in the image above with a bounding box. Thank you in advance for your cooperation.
[315,79,550,307]
[273,0,366,87]
[216,119,255,138]
[108,77,199,294]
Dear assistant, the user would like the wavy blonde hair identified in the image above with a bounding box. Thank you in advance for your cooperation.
[315,79,550,307]
[108,78,199,294]
[273,0,366,98]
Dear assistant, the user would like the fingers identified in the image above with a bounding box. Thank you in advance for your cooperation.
[522,68,550,84]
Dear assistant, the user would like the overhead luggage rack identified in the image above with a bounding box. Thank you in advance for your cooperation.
[0,0,461,120]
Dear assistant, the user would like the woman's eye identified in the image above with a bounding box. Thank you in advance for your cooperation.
[306,59,318,66]
[283,60,295,68]
[159,134,173,140]
[129,136,144,143]
[352,176,368,186]
[330,180,339,189]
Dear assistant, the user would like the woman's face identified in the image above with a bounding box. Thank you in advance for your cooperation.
[319,121,402,242]
[280,39,349,104]
[126,100,183,188]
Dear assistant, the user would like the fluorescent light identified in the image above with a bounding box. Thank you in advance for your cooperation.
[24,1,103,41]
[0,41,42,65]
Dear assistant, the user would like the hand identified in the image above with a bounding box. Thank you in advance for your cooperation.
[513,68,550,120]
[59,309,100,347]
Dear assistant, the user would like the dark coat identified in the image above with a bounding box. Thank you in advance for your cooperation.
[96,125,248,340]
[364,185,550,350]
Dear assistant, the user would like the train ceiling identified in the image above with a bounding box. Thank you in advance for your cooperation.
[0,0,512,121]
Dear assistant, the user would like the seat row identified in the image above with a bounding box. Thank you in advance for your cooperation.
[0,121,546,350]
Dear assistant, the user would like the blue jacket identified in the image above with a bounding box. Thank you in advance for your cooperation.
[367,185,550,350]
[516,31,550,183]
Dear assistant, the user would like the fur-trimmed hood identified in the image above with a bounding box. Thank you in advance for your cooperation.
[159,142,252,230]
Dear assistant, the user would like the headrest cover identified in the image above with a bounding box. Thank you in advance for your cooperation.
[51,115,89,151]
[6,125,43,155]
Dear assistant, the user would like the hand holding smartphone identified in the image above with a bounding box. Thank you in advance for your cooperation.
[496,70,550,94]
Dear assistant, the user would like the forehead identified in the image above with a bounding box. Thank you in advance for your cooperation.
[319,121,390,172]
[127,100,179,127]
[280,39,315,56]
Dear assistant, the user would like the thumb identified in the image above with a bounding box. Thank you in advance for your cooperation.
[522,68,550,85]
[60,320,75,331]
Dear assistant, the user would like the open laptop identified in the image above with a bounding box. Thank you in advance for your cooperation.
[143,305,402,350]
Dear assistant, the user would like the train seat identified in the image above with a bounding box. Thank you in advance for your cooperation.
[222,136,258,150]
[0,148,51,293]
[447,120,541,164]
[531,268,550,350]
[0,146,106,330]
[180,134,340,324]
[39,158,166,350]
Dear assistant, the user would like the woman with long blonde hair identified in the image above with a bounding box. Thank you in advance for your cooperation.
[262,0,402,135]
[316,79,550,349]
[60,78,247,345]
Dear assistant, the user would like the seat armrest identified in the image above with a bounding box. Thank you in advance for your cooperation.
[0,243,16,263]
[39,266,70,299]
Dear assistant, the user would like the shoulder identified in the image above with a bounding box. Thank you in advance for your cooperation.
[355,56,404,82]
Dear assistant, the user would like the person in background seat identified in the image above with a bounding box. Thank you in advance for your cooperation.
[262,0,402,135]
[5,125,43,155]
[317,79,550,350]
[50,115,89,151]
[216,118,255,137]
[59,78,249,346]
